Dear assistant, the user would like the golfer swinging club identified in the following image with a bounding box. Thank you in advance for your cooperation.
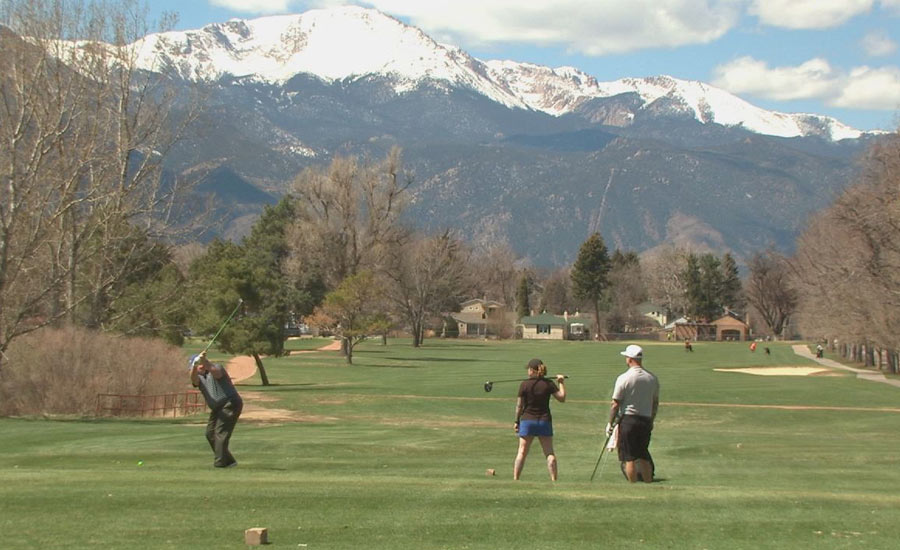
[513,358,567,481]
[606,344,659,483]
[189,351,243,468]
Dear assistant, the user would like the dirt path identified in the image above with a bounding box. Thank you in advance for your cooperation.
[792,344,900,388]
[291,339,342,353]
[225,339,341,383]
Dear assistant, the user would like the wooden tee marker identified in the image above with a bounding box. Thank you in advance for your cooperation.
[244,527,268,545]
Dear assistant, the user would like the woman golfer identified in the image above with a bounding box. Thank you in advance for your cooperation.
[513,358,567,481]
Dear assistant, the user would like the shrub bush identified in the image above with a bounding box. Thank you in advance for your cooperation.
[0,326,189,416]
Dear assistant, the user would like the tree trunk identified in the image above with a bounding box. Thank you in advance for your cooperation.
[412,320,422,347]
[593,300,602,341]
[344,337,353,364]
[252,353,270,386]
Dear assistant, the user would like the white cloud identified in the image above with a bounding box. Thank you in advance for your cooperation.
[862,30,898,56]
[880,0,900,14]
[303,0,744,56]
[209,0,292,13]
[832,66,900,109]
[711,56,840,100]
[749,0,873,29]
[713,56,900,110]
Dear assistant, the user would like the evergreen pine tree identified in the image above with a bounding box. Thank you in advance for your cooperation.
[571,233,611,339]
[516,275,531,319]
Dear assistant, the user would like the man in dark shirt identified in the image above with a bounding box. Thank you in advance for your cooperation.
[190,351,243,468]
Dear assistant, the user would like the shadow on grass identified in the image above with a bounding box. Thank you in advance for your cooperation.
[379,356,481,363]
[357,363,422,369]
[258,385,370,393]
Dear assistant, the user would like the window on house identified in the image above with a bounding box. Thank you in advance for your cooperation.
[537,324,551,334]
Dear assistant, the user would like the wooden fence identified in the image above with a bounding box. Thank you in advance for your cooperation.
[96,391,206,418]
[829,341,900,374]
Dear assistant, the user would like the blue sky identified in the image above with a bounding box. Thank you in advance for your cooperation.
[145,0,900,131]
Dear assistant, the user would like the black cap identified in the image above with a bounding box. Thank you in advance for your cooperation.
[527,358,543,369]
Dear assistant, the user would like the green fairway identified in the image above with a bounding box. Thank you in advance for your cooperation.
[2,339,900,549]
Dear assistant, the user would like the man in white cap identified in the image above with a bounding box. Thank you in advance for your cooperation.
[606,344,659,483]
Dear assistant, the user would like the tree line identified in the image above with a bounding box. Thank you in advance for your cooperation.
[2,0,898,382]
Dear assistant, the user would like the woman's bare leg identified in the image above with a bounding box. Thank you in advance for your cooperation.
[538,436,557,481]
[514,436,533,480]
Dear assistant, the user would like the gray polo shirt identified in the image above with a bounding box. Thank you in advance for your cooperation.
[612,365,659,418]
[195,365,241,410]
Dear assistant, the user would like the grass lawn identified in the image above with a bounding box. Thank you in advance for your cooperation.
[2,339,900,549]
[283,337,334,352]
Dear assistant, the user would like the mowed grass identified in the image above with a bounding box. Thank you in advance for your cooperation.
[2,339,900,549]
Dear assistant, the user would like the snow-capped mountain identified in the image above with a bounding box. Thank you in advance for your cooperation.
[485,66,863,140]
[22,5,874,263]
[137,6,527,109]
[132,5,862,141]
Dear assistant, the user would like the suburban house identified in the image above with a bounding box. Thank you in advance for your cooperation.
[637,302,668,327]
[712,313,750,341]
[451,299,515,337]
[668,312,750,341]
[517,311,595,340]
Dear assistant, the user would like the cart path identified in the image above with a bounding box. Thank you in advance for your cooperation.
[792,344,900,388]
[225,339,342,383]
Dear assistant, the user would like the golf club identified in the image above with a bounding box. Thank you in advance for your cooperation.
[203,298,243,354]
[483,375,568,393]
[590,423,617,482]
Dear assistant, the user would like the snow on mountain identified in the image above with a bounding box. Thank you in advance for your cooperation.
[130,6,862,141]
[484,65,863,140]
[136,6,527,109]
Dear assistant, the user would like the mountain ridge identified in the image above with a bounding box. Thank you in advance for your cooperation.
[131,6,867,141]
[19,6,884,265]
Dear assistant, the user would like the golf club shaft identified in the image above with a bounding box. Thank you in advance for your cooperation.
[489,375,570,384]
[590,429,615,482]
[204,298,243,353]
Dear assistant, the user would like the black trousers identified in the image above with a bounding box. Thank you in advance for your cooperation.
[205,399,242,467]
[617,414,653,462]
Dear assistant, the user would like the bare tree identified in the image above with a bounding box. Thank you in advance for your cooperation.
[539,268,572,315]
[790,131,900,356]
[382,231,467,347]
[286,147,411,290]
[467,241,520,306]
[745,249,797,339]
[641,245,690,319]
[606,249,647,332]
[0,1,197,361]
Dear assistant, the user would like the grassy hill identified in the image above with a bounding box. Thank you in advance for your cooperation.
[2,339,899,548]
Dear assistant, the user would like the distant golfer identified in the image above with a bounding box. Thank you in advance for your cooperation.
[190,351,242,468]
[607,344,659,483]
[514,358,567,481]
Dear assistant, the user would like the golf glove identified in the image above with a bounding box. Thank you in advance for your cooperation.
[605,423,613,437]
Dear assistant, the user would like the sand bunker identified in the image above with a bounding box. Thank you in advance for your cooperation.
[715,366,836,377]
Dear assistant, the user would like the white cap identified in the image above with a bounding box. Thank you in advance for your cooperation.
[620,344,643,359]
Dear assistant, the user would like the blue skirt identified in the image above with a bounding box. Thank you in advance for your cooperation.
[518,419,553,437]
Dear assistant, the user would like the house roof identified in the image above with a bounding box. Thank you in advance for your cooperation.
[460,298,505,309]
[519,313,567,326]
[713,314,749,328]
[664,316,689,330]
[637,302,665,315]
[451,312,488,325]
